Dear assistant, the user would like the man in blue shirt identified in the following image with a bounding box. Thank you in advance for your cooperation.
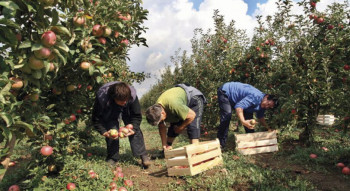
[217,82,279,148]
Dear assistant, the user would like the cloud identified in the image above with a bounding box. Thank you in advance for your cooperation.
[129,0,256,97]
[128,0,348,98]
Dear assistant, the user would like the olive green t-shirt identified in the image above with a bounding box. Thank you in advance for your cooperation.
[157,87,189,123]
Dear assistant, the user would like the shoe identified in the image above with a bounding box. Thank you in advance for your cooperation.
[140,154,151,168]
[106,159,117,166]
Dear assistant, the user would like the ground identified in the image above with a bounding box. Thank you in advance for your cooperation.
[119,133,350,191]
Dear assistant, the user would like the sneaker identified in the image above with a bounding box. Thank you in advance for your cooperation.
[140,155,151,168]
[106,159,117,166]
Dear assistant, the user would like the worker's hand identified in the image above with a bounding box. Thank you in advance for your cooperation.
[242,120,255,129]
[103,131,111,138]
[125,129,135,137]
[163,145,172,151]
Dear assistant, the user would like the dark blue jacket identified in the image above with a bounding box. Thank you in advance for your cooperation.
[92,81,141,135]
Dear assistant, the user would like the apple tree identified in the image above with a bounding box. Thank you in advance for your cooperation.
[0,0,148,179]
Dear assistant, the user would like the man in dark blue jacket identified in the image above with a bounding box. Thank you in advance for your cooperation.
[92,81,150,168]
[217,82,279,148]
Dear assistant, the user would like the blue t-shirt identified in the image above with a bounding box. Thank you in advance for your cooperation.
[221,82,266,118]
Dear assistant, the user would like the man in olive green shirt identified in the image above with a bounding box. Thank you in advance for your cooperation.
[146,84,206,151]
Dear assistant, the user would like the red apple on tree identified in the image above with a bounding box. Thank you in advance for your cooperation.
[92,24,104,37]
[41,31,57,47]
[8,185,20,191]
[69,114,76,122]
[344,64,350,71]
[327,24,334,30]
[34,47,52,59]
[310,1,316,8]
[98,37,107,44]
[73,16,85,26]
[103,26,112,37]
[40,145,53,156]
[316,17,324,24]
[291,109,297,114]
[80,62,91,71]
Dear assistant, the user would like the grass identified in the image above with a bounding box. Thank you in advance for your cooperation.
[1,117,349,190]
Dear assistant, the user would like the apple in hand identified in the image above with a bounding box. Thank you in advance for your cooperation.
[126,124,133,130]
[250,119,256,125]
[109,129,119,139]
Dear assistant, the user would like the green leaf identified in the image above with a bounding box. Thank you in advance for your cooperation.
[0,94,5,104]
[0,1,20,10]
[96,76,102,83]
[89,65,95,76]
[55,41,70,53]
[19,40,32,49]
[51,9,59,26]
[12,121,35,137]
[0,26,17,45]
[53,48,67,65]
[0,18,20,29]
[0,82,12,95]
[50,26,71,37]
[0,112,13,127]
[31,43,44,51]
[0,147,10,159]
[46,104,56,110]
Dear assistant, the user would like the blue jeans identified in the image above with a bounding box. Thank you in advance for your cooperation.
[216,87,254,148]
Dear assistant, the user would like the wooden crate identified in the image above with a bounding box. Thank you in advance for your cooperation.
[235,130,278,155]
[317,115,336,126]
[164,139,223,176]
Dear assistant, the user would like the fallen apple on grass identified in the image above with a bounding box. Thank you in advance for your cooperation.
[123,179,133,187]
[336,163,345,168]
[342,167,350,175]
[309,153,317,159]
[66,183,76,190]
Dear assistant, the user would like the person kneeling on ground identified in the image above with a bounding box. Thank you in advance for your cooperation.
[92,81,151,168]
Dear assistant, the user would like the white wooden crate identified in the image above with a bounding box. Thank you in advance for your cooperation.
[164,139,223,176]
[235,130,278,155]
[317,115,336,126]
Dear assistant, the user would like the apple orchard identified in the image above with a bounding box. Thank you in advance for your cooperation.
[0,0,350,190]
[140,0,350,146]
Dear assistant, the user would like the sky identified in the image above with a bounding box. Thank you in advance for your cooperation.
[127,0,345,98]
